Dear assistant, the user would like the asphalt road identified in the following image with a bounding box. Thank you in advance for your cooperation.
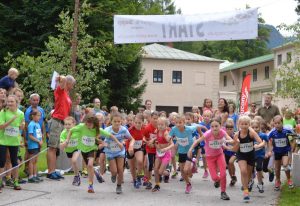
[0,163,281,206]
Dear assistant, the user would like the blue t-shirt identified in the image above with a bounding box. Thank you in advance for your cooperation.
[169,125,197,154]
[255,132,269,158]
[268,128,292,154]
[27,121,42,149]
[104,126,131,158]
[199,122,211,147]
[25,106,45,140]
[0,75,14,90]
[228,113,239,131]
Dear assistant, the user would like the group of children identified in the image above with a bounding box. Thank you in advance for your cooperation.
[0,70,299,204]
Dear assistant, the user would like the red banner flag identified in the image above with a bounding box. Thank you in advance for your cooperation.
[240,74,251,114]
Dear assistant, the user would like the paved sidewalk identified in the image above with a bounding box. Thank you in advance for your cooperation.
[0,165,280,206]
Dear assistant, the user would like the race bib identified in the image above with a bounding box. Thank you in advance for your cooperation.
[177,137,189,147]
[82,136,95,146]
[4,126,19,137]
[209,139,223,149]
[133,140,143,149]
[274,138,287,148]
[68,139,78,147]
[36,129,42,140]
[109,141,122,152]
[240,142,254,153]
[156,150,166,157]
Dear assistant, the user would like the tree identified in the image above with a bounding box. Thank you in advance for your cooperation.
[5,3,108,107]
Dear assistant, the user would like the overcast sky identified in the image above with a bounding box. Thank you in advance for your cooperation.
[174,0,299,36]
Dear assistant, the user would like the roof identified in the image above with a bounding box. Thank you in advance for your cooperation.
[220,54,274,73]
[272,41,298,51]
[142,43,223,62]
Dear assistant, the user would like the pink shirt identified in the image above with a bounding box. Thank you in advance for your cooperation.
[204,129,226,157]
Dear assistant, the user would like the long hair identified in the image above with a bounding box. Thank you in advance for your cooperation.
[84,113,100,136]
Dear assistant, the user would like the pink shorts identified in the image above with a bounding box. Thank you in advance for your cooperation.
[156,150,172,165]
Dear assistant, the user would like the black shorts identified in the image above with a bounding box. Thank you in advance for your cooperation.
[66,150,78,158]
[225,153,236,165]
[147,153,156,172]
[255,157,264,172]
[200,145,206,155]
[237,153,255,167]
[127,148,143,160]
[96,148,105,158]
[82,151,96,165]
[274,152,288,161]
[28,148,40,155]
[178,153,193,163]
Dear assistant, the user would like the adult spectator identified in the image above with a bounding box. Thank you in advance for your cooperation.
[214,98,229,126]
[92,98,105,116]
[145,99,153,113]
[47,75,75,180]
[257,93,280,124]
[248,102,257,119]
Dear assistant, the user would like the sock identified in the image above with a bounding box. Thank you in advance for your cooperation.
[243,189,249,194]
[88,181,93,186]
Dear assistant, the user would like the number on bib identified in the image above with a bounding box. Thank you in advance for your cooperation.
[68,139,78,147]
[109,141,121,152]
[239,142,254,153]
[156,150,166,157]
[209,140,223,149]
[133,140,143,149]
[274,138,287,148]
[177,137,189,147]
[82,136,95,146]
[36,129,42,140]
[4,126,19,137]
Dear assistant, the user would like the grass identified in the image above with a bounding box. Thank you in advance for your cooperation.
[278,184,300,206]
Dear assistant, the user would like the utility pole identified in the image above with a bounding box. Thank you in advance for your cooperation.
[71,0,80,73]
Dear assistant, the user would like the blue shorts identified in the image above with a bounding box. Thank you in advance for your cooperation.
[107,154,125,161]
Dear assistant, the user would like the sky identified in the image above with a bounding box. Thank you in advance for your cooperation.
[174,0,299,36]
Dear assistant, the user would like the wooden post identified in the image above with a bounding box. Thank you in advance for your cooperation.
[71,0,80,73]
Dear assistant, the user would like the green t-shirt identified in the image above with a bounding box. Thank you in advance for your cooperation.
[70,123,110,153]
[60,128,80,153]
[283,118,296,130]
[0,109,24,146]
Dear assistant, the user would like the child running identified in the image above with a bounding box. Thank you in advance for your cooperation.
[188,117,234,200]
[63,113,120,193]
[127,113,145,189]
[267,115,294,191]
[251,119,268,193]
[103,112,134,194]
[60,116,80,186]
[27,109,43,183]
[233,115,264,203]
[169,114,203,194]
[152,117,174,192]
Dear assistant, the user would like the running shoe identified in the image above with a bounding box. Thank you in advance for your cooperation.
[243,191,250,203]
[274,180,281,191]
[137,177,142,186]
[269,170,275,182]
[54,171,64,179]
[145,182,152,190]
[185,183,192,194]
[88,184,94,193]
[221,192,230,200]
[171,172,178,179]
[179,177,184,182]
[152,184,160,192]
[47,172,60,180]
[164,175,169,183]
[116,185,122,194]
[202,170,209,179]
[257,183,264,193]
[288,179,294,189]
[230,176,237,186]
[214,181,220,188]
[18,178,27,184]
[5,178,14,187]
[248,179,254,192]
[28,177,39,183]
[72,175,81,186]
[13,180,21,190]
[34,176,43,182]
[95,169,104,183]
[111,175,117,183]
[134,180,140,189]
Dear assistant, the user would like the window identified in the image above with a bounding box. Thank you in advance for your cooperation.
[277,54,282,65]
[287,52,292,63]
[223,75,227,87]
[153,70,163,83]
[172,71,182,84]
[253,69,257,82]
[264,66,269,79]
[277,80,282,91]
[242,71,247,80]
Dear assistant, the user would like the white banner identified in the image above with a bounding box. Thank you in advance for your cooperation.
[114,8,258,44]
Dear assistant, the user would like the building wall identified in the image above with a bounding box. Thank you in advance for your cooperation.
[219,60,274,106]
[141,58,220,114]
